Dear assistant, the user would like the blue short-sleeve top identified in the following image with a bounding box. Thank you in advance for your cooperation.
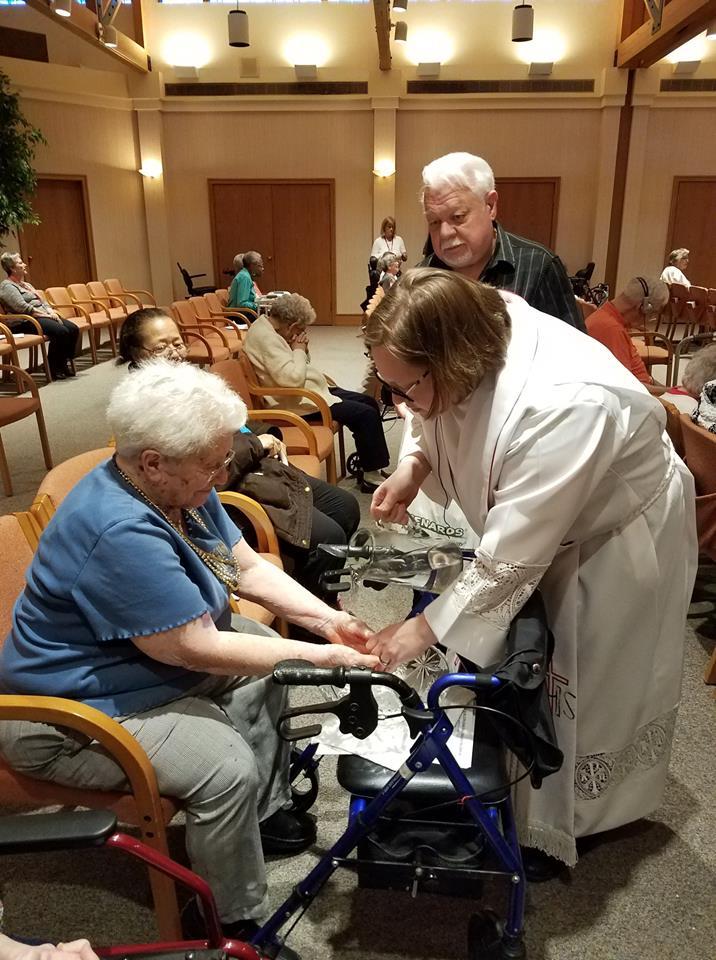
[0,459,242,717]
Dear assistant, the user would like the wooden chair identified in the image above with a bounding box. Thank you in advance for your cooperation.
[0,512,182,938]
[0,315,51,383]
[30,447,115,527]
[215,288,229,308]
[217,490,287,635]
[86,280,130,334]
[187,296,243,356]
[44,287,101,366]
[171,301,231,363]
[680,414,716,684]
[103,278,157,311]
[66,283,117,357]
[235,353,341,483]
[0,365,53,497]
[211,358,335,482]
[203,291,255,329]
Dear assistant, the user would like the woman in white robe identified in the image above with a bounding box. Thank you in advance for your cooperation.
[364,268,697,869]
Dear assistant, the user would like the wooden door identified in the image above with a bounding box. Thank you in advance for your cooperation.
[19,177,95,289]
[210,182,276,292]
[270,183,333,324]
[666,178,716,289]
[494,178,560,251]
[209,180,335,323]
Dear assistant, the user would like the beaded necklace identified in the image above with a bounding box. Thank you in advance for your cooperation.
[112,457,241,592]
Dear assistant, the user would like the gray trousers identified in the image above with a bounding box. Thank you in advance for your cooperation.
[0,617,291,924]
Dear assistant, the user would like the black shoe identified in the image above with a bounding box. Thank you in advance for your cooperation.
[259,808,316,855]
[51,370,67,380]
[520,846,565,882]
[222,919,301,960]
[64,362,76,378]
[358,478,380,494]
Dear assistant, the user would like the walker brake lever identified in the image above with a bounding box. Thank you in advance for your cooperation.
[278,687,379,742]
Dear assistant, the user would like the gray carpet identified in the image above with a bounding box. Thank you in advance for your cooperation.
[0,331,714,958]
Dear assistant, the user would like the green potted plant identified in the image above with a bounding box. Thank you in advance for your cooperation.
[0,70,46,245]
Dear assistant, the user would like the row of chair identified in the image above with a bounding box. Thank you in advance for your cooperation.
[0,446,300,939]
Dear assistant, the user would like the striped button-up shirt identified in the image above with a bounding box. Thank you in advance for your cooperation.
[421,221,585,332]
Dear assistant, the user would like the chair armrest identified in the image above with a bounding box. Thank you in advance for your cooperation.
[0,363,40,397]
[249,385,334,426]
[95,295,129,313]
[71,297,110,317]
[230,307,258,322]
[247,408,319,456]
[115,290,143,307]
[630,331,674,356]
[182,323,230,348]
[218,490,281,556]
[0,695,165,834]
[125,288,157,306]
[0,314,45,337]
[30,492,55,531]
[0,809,118,854]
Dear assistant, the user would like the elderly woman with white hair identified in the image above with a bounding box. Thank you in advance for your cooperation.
[0,360,378,947]
[660,248,690,286]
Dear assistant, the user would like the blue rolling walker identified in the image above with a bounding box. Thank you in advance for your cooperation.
[248,572,562,960]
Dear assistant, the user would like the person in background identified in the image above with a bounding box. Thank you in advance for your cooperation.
[0,253,79,380]
[378,253,401,292]
[585,276,669,393]
[0,359,379,949]
[365,267,696,883]
[371,216,407,264]
[419,152,584,331]
[665,343,716,415]
[228,251,263,312]
[117,308,361,604]
[244,293,391,492]
[660,248,690,286]
[692,378,716,434]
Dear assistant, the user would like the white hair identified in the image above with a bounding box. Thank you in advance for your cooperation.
[421,152,495,205]
[379,252,399,272]
[682,343,716,397]
[668,248,689,264]
[1,252,21,276]
[621,276,669,313]
[107,358,247,459]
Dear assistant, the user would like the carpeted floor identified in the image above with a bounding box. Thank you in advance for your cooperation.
[0,330,714,959]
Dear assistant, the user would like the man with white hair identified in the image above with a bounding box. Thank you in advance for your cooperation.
[420,152,584,330]
[586,276,669,391]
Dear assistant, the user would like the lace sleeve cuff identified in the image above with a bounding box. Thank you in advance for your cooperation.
[423,549,548,666]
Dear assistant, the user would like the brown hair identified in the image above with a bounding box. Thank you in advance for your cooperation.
[364,267,511,416]
[380,216,396,237]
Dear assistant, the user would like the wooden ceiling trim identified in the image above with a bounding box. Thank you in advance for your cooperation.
[24,0,149,73]
[373,0,392,72]
[617,0,716,68]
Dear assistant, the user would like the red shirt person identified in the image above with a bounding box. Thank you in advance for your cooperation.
[586,276,669,387]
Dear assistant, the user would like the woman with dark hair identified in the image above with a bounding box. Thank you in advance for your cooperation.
[365,267,697,879]
[117,309,361,603]
[371,216,407,263]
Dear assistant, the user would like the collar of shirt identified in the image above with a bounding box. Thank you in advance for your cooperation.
[423,221,514,279]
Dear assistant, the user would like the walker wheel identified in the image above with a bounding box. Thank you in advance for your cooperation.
[467,909,502,959]
[346,452,362,477]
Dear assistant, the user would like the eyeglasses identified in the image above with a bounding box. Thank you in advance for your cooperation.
[145,340,186,357]
[374,367,431,402]
[200,450,236,482]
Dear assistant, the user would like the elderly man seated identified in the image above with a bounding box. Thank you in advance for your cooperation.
[0,360,379,950]
[585,276,669,392]
[0,252,79,379]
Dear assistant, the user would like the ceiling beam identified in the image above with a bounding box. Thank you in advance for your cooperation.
[617,0,716,68]
[24,0,149,73]
[373,0,392,72]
